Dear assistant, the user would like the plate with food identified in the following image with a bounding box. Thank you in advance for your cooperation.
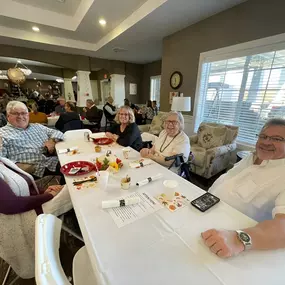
[92,137,113,145]
[60,161,94,176]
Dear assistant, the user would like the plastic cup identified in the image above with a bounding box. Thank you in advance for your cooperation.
[121,181,131,190]
[122,147,131,159]
[96,171,109,190]
[163,180,178,200]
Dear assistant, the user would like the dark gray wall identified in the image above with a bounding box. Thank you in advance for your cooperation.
[160,0,285,113]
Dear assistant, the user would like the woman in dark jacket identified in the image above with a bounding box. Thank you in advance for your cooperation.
[55,101,81,132]
[106,106,143,151]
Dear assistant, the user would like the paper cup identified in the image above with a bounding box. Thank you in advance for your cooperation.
[122,147,131,159]
[163,180,178,200]
[96,171,109,190]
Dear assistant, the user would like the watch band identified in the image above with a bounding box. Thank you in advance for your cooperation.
[236,230,252,251]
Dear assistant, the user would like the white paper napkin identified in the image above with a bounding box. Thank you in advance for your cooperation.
[129,159,153,169]
[58,146,79,154]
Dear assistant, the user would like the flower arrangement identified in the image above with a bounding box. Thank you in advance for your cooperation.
[95,152,123,172]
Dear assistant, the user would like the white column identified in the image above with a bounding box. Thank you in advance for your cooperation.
[110,74,125,107]
[90,80,99,103]
[76,70,92,107]
[63,78,75,102]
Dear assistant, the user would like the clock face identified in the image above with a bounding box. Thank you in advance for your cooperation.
[170,72,182,89]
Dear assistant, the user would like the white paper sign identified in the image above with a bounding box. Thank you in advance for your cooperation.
[130,83,137,95]
[107,191,162,228]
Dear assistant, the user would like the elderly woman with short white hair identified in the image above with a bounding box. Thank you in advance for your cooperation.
[140,111,190,170]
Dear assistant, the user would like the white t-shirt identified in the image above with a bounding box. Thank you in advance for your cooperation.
[154,130,190,162]
[209,153,285,222]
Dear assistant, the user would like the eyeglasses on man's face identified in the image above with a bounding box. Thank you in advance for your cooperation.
[165,120,179,126]
[256,133,285,143]
[10,112,29,117]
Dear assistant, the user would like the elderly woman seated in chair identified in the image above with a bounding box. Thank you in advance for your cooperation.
[140,111,190,172]
[0,155,72,280]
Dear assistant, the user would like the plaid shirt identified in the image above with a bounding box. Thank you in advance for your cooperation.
[0,123,64,177]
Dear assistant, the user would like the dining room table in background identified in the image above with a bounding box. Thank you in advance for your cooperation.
[55,136,285,285]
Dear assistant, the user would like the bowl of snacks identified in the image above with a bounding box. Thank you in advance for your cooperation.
[94,151,123,173]
[121,175,131,190]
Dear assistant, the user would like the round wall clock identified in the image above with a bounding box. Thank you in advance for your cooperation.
[170,71,183,89]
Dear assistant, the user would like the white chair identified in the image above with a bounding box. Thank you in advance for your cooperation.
[35,214,97,285]
[63,129,92,141]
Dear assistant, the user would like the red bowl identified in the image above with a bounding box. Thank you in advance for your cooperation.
[60,161,94,176]
[92,138,113,145]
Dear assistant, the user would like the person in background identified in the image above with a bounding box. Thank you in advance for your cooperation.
[83,99,101,122]
[28,101,48,124]
[202,118,285,258]
[55,101,81,132]
[103,96,117,122]
[55,97,66,114]
[0,101,64,180]
[0,112,7,127]
[145,100,155,124]
[37,94,46,113]
[0,155,72,279]
[44,93,55,115]
[140,111,190,172]
[124,98,140,112]
[152,100,159,116]
[106,106,143,151]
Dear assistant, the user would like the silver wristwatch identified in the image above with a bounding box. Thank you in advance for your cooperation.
[236,230,252,251]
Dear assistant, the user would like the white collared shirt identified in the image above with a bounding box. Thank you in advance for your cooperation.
[209,153,285,222]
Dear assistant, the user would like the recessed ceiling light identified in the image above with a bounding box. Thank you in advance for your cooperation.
[32,26,40,32]
[17,60,21,63]
[99,19,106,26]
[57,0,65,2]
[34,78,37,80]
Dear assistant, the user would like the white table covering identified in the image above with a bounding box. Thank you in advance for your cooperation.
[56,140,285,285]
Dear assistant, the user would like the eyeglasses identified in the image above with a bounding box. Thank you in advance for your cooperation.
[10,112,28,117]
[256,134,285,143]
[119,113,129,116]
[165,120,179,126]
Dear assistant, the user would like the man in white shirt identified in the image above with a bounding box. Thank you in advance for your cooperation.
[202,118,285,258]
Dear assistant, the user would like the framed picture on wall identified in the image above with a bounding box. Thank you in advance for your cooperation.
[169,91,179,104]
[130,83,137,95]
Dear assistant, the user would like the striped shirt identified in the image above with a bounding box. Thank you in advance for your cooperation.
[0,123,64,177]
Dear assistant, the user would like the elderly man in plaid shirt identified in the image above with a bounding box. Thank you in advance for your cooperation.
[0,101,64,180]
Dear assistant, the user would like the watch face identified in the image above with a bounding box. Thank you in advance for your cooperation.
[240,232,250,242]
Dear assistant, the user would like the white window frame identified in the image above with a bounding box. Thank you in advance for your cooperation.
[150,75,161,103]
[193,32,285,148]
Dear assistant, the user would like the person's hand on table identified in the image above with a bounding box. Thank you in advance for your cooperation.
[140,148,150,157]
[44,139,56,153]
[45,185,64,197]
[201,229,245,258]
[106,132,119,141]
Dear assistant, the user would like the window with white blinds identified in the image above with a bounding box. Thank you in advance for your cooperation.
[150,75,161,104]
[195,50,285,145]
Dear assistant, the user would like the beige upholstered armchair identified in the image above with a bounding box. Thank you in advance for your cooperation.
[138,112,168,135]
[189,122,238,179]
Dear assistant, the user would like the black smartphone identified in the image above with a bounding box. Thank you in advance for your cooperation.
[191,192,220,212]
